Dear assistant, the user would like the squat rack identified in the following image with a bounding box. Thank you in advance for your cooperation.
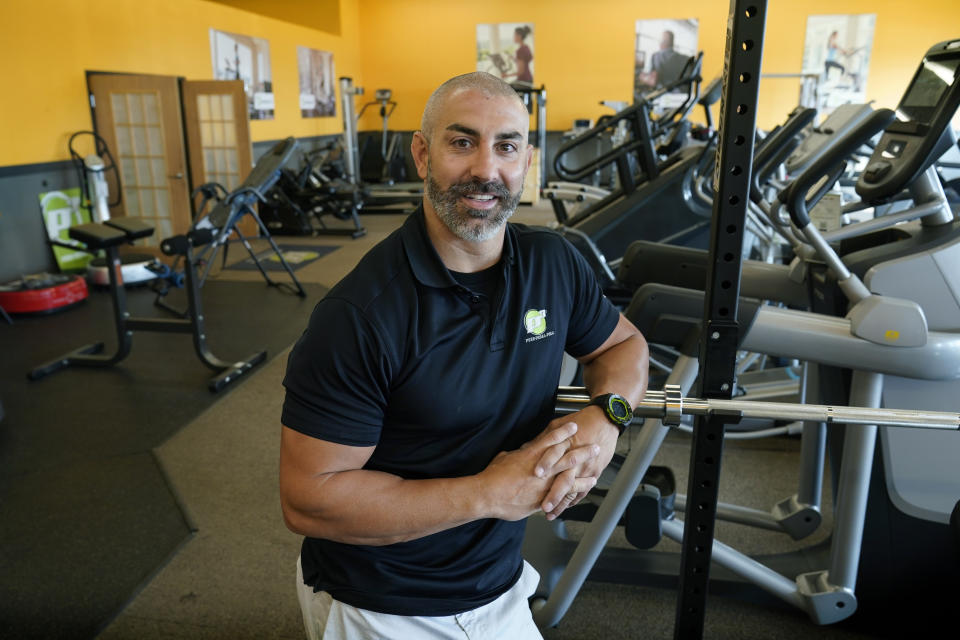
[677,1,767,638]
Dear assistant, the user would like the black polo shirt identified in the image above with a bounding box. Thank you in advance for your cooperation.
[282,206,619,616]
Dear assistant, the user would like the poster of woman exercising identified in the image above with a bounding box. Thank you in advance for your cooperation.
[476,23,535,86]
[802,14,876,113]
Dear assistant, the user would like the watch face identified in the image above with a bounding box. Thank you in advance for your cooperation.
[609,396,631,423]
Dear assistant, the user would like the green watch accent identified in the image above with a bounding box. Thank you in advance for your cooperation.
[589,393,633,433]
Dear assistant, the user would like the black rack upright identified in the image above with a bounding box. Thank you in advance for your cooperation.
[674,1,767,638]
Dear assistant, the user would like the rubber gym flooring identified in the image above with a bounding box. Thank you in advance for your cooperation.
[0,208,947,638]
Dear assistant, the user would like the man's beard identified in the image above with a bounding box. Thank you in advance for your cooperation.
[426,162,523,242]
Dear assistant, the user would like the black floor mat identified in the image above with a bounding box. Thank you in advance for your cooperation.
[0,279,326,639]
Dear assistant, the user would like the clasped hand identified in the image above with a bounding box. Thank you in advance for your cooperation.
[481,407,618,522]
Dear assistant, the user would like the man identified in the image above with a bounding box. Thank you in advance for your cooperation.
[637,30,691,93]
[280,72,649,639]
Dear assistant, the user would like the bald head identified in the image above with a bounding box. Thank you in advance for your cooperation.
[420,72,527,143]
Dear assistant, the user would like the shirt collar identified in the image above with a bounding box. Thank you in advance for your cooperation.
[401,205,517,289]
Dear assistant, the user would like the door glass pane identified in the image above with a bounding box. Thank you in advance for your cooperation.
[203,149,216,175]
[198,94,211,121]
[215,150,227,177]
[132,127,148,156]
[111,94,129,124]
[224,124,236,146]
[115,127,132,156]
[128,94,144,124]
[140,189,156,216]
[143,93,159,124]
[120,158,136,185]
[156,188,170,218]
[147,126,163,155]
[221,94,234,121]
[123,188,140,215]
[225,148,238,175]
[135,157,151,185]
[151,159,166,187]
[210,93,223,120]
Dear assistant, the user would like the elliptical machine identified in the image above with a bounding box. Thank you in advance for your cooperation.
[357,88,407,185]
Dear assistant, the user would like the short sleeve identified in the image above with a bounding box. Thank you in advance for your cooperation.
[281,297,392,446]
[561,239,620,358]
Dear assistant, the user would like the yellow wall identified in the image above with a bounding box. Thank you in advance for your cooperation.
[3,0,959,168]
[206,0,342,36]
[2,0,362,167]
[356,0,960,133]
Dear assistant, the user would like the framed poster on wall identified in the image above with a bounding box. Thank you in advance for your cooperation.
[209,28,275,120]
[477,23,535,86]
[634,19,699,107]
[297,46,336,118]
[802,14,876,113]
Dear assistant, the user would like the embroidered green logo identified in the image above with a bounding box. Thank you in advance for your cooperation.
[524,309,547,336]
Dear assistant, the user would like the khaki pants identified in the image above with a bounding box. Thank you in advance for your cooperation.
[295,556,544,640]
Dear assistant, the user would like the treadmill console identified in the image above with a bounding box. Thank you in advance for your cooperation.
[856,39,960,202]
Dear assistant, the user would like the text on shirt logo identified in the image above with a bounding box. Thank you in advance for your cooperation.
[523,308,555,343]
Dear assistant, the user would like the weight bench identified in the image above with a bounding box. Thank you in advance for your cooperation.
[29,217,266,392]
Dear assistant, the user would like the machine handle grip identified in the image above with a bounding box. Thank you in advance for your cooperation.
[783,108,895,228]
[749,107,817,202]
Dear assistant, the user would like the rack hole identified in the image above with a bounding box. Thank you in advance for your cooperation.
[701,479,712,488]
[721,280,731,290]
[739,72,751,83]
[725,224,736,233]
[734,135,745,145]
[737,104,749,115]
[718,307,729,317]
[728,195,740,205]
[704,456,715,465]
[741,40,754,51]
[745,6,758,17]
[731,165,742,175]
[723,252,734,262]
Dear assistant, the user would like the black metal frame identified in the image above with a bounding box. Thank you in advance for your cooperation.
[674,2,766,638]
[28,220,266,392]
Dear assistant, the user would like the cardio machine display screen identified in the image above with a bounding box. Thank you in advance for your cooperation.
[898,57,960,124]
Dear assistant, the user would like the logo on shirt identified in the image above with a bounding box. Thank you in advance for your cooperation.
[524,308,555,343]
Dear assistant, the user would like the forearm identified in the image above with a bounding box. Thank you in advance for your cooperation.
[281,469,490,546]
[582,332,649,405]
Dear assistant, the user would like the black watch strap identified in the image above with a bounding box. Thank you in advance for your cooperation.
[588,393,633,434]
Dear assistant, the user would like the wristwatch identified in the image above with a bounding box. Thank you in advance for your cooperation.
[588,393,633,434]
